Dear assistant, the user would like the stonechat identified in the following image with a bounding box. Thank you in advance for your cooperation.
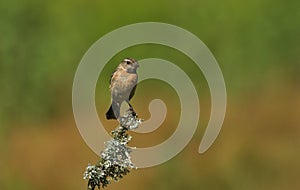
[106,58,139,120]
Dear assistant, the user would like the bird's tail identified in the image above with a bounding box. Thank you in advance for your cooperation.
[106,102,119,120]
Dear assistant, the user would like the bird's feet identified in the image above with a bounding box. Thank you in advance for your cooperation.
[128,107,137,117]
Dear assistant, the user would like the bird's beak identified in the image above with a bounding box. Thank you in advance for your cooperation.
[136,62,140,68]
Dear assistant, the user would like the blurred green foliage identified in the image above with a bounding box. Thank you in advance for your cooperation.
[0,1,300,190]
[0,0,299,126]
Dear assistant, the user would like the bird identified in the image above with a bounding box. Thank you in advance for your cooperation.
[106,58,139,120]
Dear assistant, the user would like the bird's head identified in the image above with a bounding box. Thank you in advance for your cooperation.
[120,58,139,73]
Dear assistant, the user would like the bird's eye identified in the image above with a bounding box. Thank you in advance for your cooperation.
[126,61,131,65]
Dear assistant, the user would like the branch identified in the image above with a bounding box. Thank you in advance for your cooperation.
[83,109,143,190]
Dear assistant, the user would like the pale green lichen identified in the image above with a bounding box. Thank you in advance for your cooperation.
[83,109,142,190]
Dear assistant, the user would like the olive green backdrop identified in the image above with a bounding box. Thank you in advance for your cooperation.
[0,0,299,189]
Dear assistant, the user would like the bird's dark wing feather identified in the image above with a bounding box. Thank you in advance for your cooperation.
[129,85,137,100]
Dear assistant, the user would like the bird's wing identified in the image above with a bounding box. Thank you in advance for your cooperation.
[129,85,137,100]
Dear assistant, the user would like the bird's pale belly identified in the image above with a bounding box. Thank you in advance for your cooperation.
[111,76,136,103]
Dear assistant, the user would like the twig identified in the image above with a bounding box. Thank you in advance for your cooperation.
[83,109,143,190]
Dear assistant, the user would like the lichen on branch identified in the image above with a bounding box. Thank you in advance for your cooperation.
[83,109,142,190]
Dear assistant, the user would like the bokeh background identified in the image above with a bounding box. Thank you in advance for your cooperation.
[1,0,299,189]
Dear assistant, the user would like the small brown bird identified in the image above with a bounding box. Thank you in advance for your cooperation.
[106,58,139,120]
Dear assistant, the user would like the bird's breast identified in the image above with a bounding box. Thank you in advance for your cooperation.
[110,73,137,101]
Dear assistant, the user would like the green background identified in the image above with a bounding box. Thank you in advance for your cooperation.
[0,0,299,189]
